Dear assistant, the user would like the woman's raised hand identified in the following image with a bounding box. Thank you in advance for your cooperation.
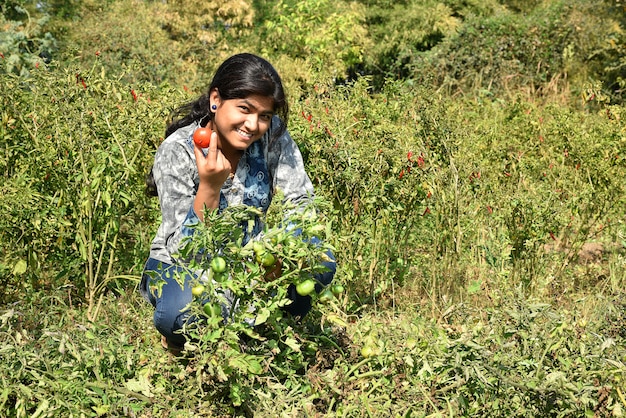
[193,130,231,217]
[193,130,232,191]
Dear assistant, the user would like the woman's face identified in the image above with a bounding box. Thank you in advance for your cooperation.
[210,90,274,153]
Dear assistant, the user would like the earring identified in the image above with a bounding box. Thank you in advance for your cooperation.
[211,104,217,111]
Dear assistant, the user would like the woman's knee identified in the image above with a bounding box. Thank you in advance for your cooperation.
[153,303,190,345]
[144,260,195,343]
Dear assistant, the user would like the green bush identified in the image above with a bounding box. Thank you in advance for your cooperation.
[577,0,626,103]
[0,62,179,313]
[412,2,575,98]
[408,0,626,105]
[255,0,371,91]
[55,0,193,88]
[358,0,463,89]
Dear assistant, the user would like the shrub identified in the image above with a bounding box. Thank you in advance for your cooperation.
[354,0,504,90]
[412,2,576,99]
[55,0,194,88]
[0,62,180,314]
[256,0,371,91]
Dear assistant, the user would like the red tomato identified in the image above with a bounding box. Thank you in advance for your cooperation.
[193,127,212,148]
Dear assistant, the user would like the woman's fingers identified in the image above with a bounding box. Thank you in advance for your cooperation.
[194,132,231,186]
[208,131,219,160]
[211,132,231,173]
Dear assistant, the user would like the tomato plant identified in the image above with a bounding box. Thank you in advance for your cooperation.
[171,201,337,408]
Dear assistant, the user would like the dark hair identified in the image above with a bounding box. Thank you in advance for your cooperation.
[146,53,289,197]
[165,53,289,138]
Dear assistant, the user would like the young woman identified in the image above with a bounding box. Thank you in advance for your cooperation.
[140,53,336,353]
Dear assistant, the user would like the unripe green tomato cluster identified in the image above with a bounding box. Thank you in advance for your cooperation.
[295,281,345,300]
[253,241,276,268]
[316,283,345,303]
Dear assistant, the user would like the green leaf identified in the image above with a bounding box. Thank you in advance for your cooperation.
[467,280,481,295]
[255,307,271,325]
[92,405,110,416]
[228,354,263,375]
[12,259,27,275]
[125,375,154,397]
[325,313,347,327]
[283,337,301,352]
[246,358,263,375]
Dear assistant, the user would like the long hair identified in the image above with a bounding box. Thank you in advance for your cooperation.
[146,53,289,196]
[167,53,288,137]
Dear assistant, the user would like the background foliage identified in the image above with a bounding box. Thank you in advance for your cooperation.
[1,0,625,416]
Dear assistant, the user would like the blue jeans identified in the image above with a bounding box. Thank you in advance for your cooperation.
[140,254,336,346]
[140,258,195,347]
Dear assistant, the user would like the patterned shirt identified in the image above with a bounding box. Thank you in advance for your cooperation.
[149,116,314,265]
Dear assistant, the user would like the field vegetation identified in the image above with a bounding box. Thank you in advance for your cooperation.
[1,0,625,416]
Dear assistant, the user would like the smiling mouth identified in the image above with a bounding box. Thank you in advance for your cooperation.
[236,129,253,140]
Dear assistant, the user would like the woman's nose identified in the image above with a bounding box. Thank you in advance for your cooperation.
[244,114,258,131]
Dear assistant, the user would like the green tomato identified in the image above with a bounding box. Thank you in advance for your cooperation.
[203,302,222,318]
[253,241,264,255]
[255,251,276,268]
[191,284,205,298]
[213,271,227,283]
[260,252,276,268]
[318,288,334,303]
[210,256,227,273]
[331,284,344,296]
[360,345,375,358]
[296,279,316,296]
